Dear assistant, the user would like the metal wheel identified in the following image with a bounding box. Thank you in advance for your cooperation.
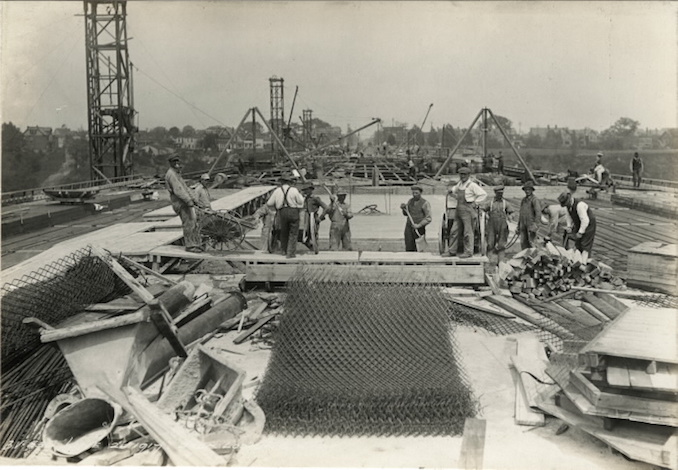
[199,212,245,251]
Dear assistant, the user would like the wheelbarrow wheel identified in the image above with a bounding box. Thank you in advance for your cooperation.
[199,212,245,251]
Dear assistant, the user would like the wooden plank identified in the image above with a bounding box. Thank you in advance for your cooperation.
[537,395,678,470]
[569,370,678,418]
[580,308,678,364]
[595,293,630,314]
[359,251,488,265]
[247,264,486,285]
[581,293,621,320]
[511,366,545,426]
[40,309,148,343]
[486,296,575,339]
[446,296,515,318]
[91,245,155,303]
[555,300,602,326]
[233,313,277,344]
[579,302,610,324]
[458,418,487,470]
[628,367,655,389]
[606,365,631,388]
[570,286,654,298]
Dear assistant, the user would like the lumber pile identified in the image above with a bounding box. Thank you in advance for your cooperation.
[537,307,678,469]
[499,245,625,301]
[626,242,678,294]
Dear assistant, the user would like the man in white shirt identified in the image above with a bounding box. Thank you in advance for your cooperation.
[442,167,487,258]
[558,191,597,264]
[266,175,305,258]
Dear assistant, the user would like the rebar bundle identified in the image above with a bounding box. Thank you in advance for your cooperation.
[256,266,479,437]
[1,246,132,456]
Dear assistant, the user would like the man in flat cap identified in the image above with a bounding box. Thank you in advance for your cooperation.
[300,182,329,253]
[517,180,541,249]
[165,154,202,252]
[559,191,596,264]
[481,185,513,264]
[327,191,353,251]
[192,173,212,210]
[400,185,432,252]
[443,167,487,258]
[266,174,305,258]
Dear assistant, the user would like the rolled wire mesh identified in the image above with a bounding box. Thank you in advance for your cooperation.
[1,245,132,456]
[1,245,130,369]
[256,266,480,437]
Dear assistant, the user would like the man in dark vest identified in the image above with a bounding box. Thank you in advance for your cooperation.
[400,185,432,252]
[558,191,596,264]
[266,175,305,258]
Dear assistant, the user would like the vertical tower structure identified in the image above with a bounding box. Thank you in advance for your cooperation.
[84,0,136,180]
[269,76,285,155]
[302,109,313,147]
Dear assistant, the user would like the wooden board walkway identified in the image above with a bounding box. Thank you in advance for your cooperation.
[146,186,275,229]
[147,245,488,284]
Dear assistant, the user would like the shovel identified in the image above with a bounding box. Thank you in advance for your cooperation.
[405,206,428,252]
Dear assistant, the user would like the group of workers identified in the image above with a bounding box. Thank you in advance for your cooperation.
[166,152,598,262]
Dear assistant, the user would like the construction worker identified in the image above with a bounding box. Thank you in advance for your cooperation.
[266,175,305,258]
[630,151,644,188]
[482,185,513,264]
[253,203,278,253]
[165,154,202,253]
[442,167,486,258]
[327,192,353,251]
[192,173,212,210]
[541,203,569,239]
[400,185,432,252]
[300,182,329,251]
[559,191,596,264]
[517,180,541,250]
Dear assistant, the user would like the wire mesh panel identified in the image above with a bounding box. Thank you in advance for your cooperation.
[1,246,131,369]
[256,266,480,437]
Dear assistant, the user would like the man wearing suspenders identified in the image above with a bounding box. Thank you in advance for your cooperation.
[266,175,305,258]
[482,185,514,264]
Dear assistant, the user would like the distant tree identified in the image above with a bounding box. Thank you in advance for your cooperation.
[491,115,513,133]
[544,129,563,149]
[386,133,397,146]
[2,122,43,191]
[149,126,168,140]
[202,133,219,151]
[609,117,640,137]
[410,125,425,147]
[441,125,458,148]
[182,125,196,137]
[168,126,180,138]
[460,128,474,146]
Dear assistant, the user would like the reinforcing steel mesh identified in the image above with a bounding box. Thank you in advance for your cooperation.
[255,266,479,437]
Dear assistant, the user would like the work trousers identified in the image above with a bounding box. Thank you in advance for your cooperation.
[486,215,509,262]
[519,227,537,250]
[178,205,201,249]
[632,169,642,188]
[404,223,426,252]
[278,207,300,257]
[449,203,476,256]
[329,223,352,251]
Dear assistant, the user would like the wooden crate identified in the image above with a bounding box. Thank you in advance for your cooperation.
[627,242,678,294]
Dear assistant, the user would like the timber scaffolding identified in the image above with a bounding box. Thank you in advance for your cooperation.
[1,182,677,468]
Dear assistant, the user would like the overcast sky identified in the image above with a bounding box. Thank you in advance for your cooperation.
[1,1,676,135]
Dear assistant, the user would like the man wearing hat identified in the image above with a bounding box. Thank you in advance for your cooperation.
[300,182,329,252]
[442,167,486,258]
[192,173,212,210]
[327,191,353,251]
[517,180,542,250]
[481,185,514,264]
[400,185,432,252]
[630,151,644,188]
[559,191,596,264]
[165,154,202,252]
[266,175,305,258]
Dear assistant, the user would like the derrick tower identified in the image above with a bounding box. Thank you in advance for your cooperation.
[84,0,136,180]
[269,76,285,155]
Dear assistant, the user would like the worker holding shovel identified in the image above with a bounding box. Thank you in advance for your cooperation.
[400,185,432,252]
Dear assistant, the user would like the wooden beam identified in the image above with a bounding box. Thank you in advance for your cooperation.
[41,310,149,343]
[119,254,179,286]
[233,313,277,345]
[458,418,487,470]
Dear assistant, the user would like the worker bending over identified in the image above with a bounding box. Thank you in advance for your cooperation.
[443,167,487,258]
[192,173,212,210]
[482,185,513,264]
[400,185,432,252]
[558,191,597,264]
[266,175,305,258]
[165,154,202,253]
[327,192,353,251]
[517,181,541,250]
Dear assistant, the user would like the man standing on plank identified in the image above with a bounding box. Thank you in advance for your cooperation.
[165,154,202,253]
